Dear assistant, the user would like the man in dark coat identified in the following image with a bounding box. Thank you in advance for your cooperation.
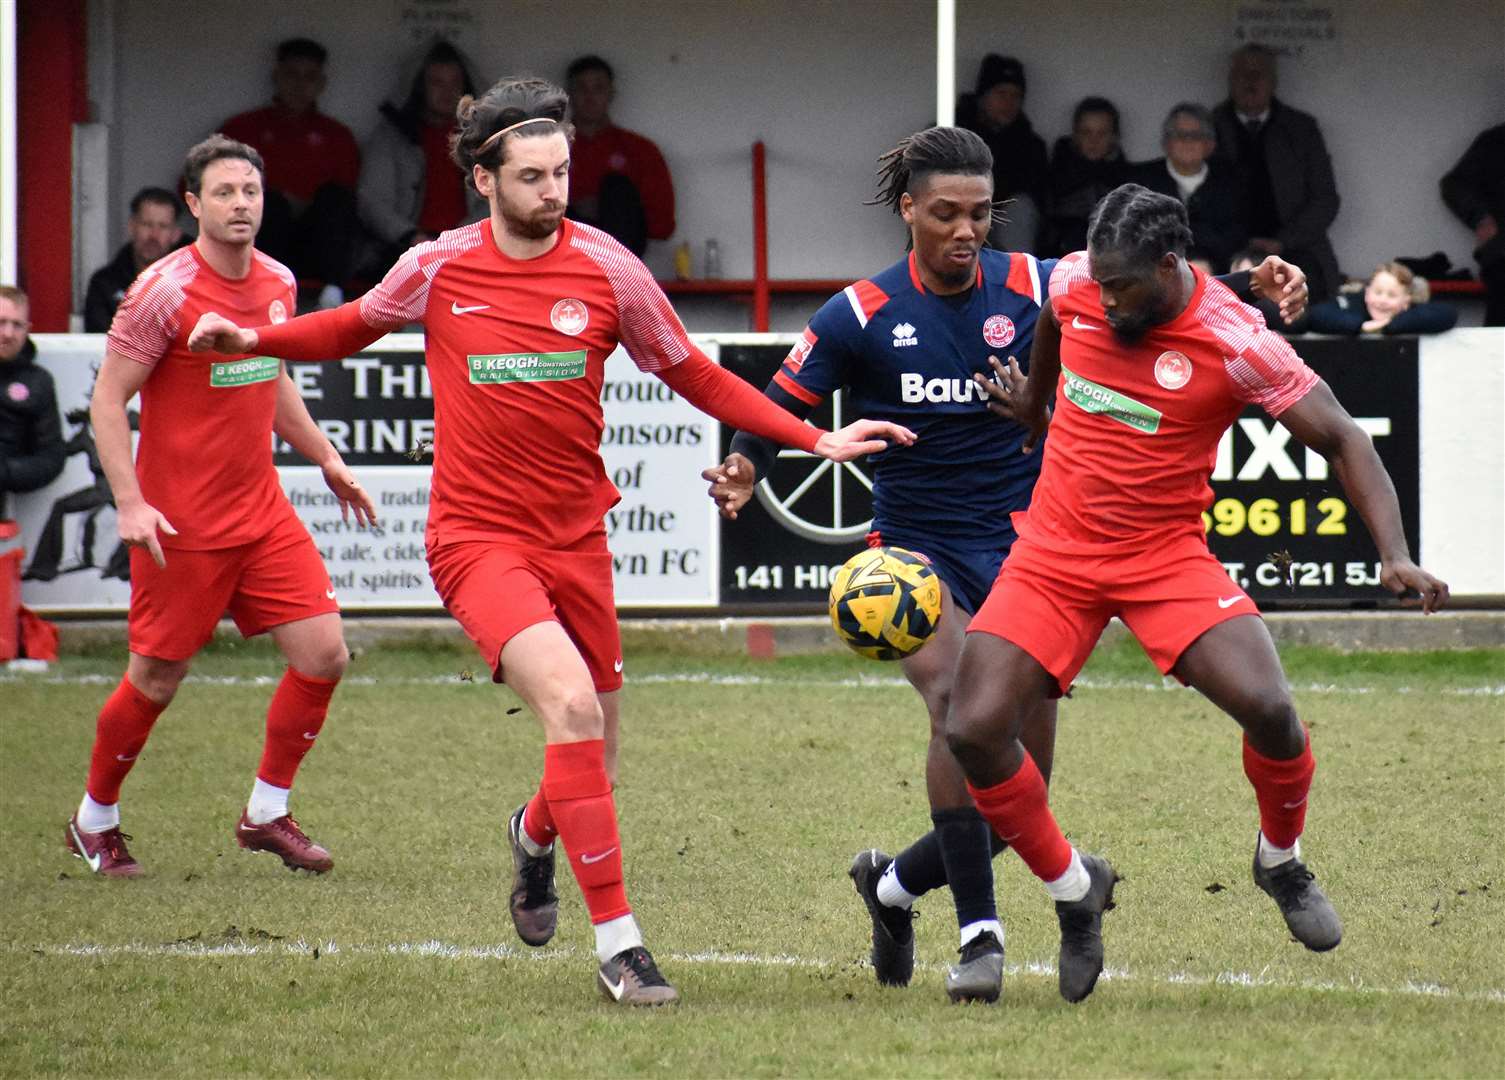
[83,188,183,332]
[1131,103,1246,272]
[1213,44,1341,301]
[1,287,65,519]
[1441,123,1505,326]
[956,54,1049,251]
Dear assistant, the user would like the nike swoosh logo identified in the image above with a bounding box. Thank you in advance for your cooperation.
[613,659,624,673]
[303,731,319,740]
[451,302,489,315]
[325,589,337,600]
[1072,316,1100,331]
[115,753,137,762]
[237,823,260,835]
[601,972,625,1000]
[1218,596,1244,608]
[70,824,103,872]
[1281,797,1308,809]
[581,846,618,865]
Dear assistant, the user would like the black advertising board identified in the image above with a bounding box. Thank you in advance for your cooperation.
[717,338,1420,610]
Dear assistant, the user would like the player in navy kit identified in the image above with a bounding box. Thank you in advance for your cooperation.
[706,127,1309,1003]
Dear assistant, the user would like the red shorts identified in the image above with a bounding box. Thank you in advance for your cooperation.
[968,530,1257,695]
[426,531,622,693]
[128,511,337,662]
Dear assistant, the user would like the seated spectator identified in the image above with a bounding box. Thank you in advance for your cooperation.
[1440,123,1505,326]
[1045,97,1131,256]
[1130,104,1246,272]
[82,187,182,332]
[1213,44,1341,302]
[956,54,1048,251]
[1306,262,1457,335]
[358,41,486,276]
[1,287,65,519]
[565,55,676,256]
[220,38,362,303]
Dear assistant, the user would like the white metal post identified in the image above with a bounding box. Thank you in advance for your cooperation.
[936,0,955,127]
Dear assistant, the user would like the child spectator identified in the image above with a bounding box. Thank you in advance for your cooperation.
[1306,262,1457,335]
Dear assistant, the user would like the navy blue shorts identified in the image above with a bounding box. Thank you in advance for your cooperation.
[867,527,1017,616]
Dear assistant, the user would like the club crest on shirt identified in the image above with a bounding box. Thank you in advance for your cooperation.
[1154,350,1193,390]
[786,327,817,371]
[551,298,589,336]
[983,314,1016,348]
[268,299,288,324]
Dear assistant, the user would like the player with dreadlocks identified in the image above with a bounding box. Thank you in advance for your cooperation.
[705,134,1309,1003]
[950,182,1448,1003]
[189,76,914,1006]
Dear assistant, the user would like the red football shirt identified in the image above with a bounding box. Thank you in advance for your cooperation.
[107,245,298,549]
[357,219,701,548]
[219,105,360,201]
[1024,251,1318,551]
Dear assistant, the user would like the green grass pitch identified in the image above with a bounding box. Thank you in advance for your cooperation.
[2,635,1502,1077]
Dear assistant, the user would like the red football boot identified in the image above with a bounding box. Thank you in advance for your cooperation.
[235,810,334,873]
[66,815,142,877]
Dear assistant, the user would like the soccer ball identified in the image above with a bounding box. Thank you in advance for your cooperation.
[828,546,942,661]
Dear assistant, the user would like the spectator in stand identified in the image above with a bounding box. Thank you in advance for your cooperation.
[1306,262,1457,336]
[221,38,362,305]
[956,54,1048,251]
[83,188,183,332]
[1440,123,1505,326]
[1213,44,1341,302]
[358,40,487,277]
[1,287,65,519]
[1044,97,1131,256]
[565,55,676,257]
[1131,104,1246,272]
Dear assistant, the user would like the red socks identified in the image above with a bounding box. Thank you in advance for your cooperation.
[967,753,1075,883]
[257,667,339,788]
[85,677,166,804]
[523,785,557,846]
[1243,730,1315,849]
[542,738,630,923]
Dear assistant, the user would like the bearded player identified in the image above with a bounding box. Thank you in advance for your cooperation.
[67,135,375,879]
[949,183,1448,1003]
[705,129,1308,1003]
[189,77,913,1006]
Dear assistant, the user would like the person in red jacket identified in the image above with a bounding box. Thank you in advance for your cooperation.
[189,76,912,1007]
[565,56,675,256]
[220,38,362,299]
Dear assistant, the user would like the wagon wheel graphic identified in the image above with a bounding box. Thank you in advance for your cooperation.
[754,389,875,543]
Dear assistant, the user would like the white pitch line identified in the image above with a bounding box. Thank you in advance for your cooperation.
[3,670,1502,696]
[9,940,1503,1005]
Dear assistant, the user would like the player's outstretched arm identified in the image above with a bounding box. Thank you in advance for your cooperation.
[273,370,378,527]
[658,349,913,462]
[189,302,390,362]
[1220,256,1309,325]
[974,297,1059,453]
[90,350,177,567]
[709,381,820,520]
[1278,380,1449,612]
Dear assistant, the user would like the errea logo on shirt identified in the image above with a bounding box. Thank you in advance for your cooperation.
[892,322,918,348]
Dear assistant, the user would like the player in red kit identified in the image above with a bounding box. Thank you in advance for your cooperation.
[189,77,914,1006]
[947,184,1448,1003]
[66,135,375,879]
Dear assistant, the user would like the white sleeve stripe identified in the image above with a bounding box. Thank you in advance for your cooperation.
[843,285,869,329]
[1025,254,1042,306]
[569,222,691,372]
[359,223,487,329]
